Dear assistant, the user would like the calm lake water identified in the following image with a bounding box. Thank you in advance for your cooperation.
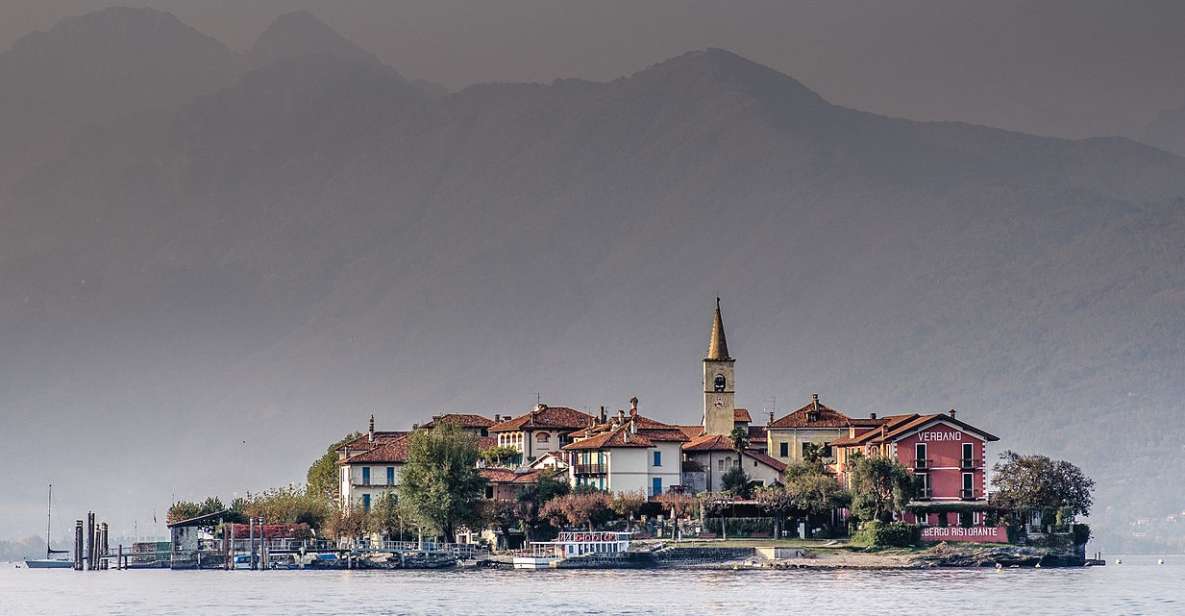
[1,557,1181,616]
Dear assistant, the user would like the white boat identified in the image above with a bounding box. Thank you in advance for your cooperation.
[25,484,73,569]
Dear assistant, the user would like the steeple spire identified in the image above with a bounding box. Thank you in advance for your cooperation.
[706,297,731,360]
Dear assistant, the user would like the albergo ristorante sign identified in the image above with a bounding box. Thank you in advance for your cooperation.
[920,526,1007,543]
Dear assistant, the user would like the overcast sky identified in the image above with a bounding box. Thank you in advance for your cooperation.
[2,0,1184,139]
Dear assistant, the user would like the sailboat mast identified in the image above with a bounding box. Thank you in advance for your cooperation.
[46,483,53,559]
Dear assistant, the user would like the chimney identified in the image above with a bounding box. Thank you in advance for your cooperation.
[535,403,547,413]
[368,414,375,443]
[618,409,626,423]
[629,396,639,417]
[599,406,607,423]
[811,393,820,411]
[949,409,957,419]
[870,412,877,420]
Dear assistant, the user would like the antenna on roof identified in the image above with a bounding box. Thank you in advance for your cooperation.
[532,392,541,406]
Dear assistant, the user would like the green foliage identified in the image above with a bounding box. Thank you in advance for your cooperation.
[720,465,752,497]
[307,432,361,504]
[851,521,920,547]
[396,424,487,540]
[1072,523,1092,546]
[849,456,915,523]
[234,485,334,530]
[479,445,522,468]
[991,451,1095,525]
[654,492,698,519]
[514,472,571,541]
[167,497,227,524]
[367,492,410,539]
[729,426,750,453]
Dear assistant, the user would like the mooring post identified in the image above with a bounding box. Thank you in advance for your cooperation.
[85,512,95,570]
[117,545,123,570]
[100,523,109,570]
[248,517,255,570]
[74,520,84,570]
[259,517,267,571]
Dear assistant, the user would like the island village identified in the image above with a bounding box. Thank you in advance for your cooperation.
[63,301,1095,572]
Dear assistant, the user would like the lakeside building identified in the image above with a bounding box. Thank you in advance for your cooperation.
[832,410,1000,529]
[336,416,411,513]
[681,433,787,492]
[490,404,596,461]
[562,399,688,496]
[765,394,883,465]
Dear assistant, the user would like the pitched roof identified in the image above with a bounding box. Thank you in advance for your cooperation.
[769,398,855,429]
[747,425,768,442]
[338,435,412,464]
[480,467,550,484]
[682,433,736,452]
[831,415,917,446]
[744,450,788,473]
[336,431,407,452]
[706,298,731,361]
[564,422,654,450]
[879,413,1000,443]
[734,408,752,423]
[489,405,595,433]
[421,413,494,429]
[676,425,704,439]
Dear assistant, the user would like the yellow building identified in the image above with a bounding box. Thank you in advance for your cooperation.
[766,394,881,464]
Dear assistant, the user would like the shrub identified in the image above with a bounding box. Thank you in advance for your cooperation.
[851,521,920,547]
[1071,523,1091,546]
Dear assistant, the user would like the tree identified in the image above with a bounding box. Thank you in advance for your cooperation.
[235,485,333,530]
[784,462,849,537]
[729,425,750,455]
[515,472,571,541]
[540,492,613,530]
[610,490,647,530]
[307,432,361,504]
[167,497,227,524]
[481,499,520,550]
[754,485,796,538]
[368,493,409,540]
[849,456,915,524]
[652,491,698,541]
[991,451,1095,529]
[720,465,752,498]
[479,445,522,468]
[326,508,369,540]
[396,424,487,541]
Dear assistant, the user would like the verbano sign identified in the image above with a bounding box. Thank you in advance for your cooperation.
[918,430,963,442]
[920,526,1007,543]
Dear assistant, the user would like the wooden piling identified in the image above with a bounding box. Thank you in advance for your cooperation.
[85,512,95,570]
[73,520,84,570]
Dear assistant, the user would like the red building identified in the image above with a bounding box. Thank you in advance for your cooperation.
[833,410,1004,541]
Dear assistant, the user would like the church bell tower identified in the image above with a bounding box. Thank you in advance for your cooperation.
[703,298,736,436]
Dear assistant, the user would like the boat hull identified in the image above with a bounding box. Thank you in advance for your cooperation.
[25,559,73,569]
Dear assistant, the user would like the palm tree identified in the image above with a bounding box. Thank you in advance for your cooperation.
[729,425,750,457]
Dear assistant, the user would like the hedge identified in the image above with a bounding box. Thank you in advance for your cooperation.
[852,521,920,547]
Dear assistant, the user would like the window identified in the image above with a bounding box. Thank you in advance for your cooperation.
[653,451,662,467]
[361,467,371,486]
[915,473,930,498]
[651,477,663,497]
[485,486,494,499]
[779,442,789,457]
[536,432,551,443]
[362,494,371,512]
[914,443,927,469]
[386,466,395,485]
[962,472,974,499]
[718,458,726,471]
[962,442,974,467]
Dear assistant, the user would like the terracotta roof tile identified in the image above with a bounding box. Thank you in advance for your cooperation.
[337,431,408,452]
[564,423,654,450]
[489,406,595,432]
[744,450,788,473]
[422,413,495,429]
[734,408,752,423]
[339,435,412,464]
[769,401,854,429]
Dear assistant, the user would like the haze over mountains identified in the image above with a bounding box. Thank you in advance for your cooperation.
[2,7,1184,550]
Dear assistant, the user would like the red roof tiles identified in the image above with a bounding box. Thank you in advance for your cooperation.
[489,405,595,433]
[421,413,495,429]
[338,434,412,464]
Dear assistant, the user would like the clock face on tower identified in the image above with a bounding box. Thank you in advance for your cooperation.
[714,394,724,408]
[714,374,726,392]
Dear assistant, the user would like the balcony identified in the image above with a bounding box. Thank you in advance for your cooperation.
[573,463,606,475]
[960,488,982,500]
[960,458,983,469]
[911,458,934,470]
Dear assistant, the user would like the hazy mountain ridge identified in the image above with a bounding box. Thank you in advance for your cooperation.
[1,9,1184,549]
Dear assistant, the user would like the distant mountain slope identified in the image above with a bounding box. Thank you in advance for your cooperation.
[1,12,1184,549]
[1143,104,1185,157]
